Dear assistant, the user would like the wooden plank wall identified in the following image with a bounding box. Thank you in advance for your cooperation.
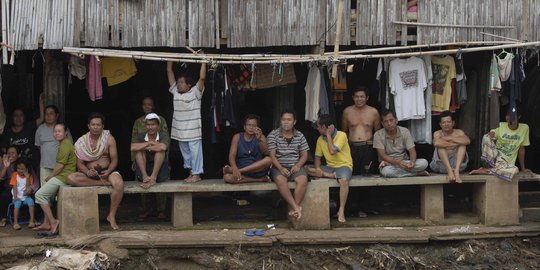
[227,0,323,48]
[527,0,540,41]
[3,0,540,50]
[326,0,350,45]
[356,0,399,45]
[188,0,215,48]
[120,0,187,48]
[416,0,520,44]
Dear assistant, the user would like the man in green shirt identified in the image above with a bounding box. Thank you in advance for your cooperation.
[471,109,531,181]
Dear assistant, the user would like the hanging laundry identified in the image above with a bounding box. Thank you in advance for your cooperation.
[388,56,427,121]
[305,66,321,123]
[68,55,86,80]
[331,65,347,90]
[100,57,137,86]
[497,52,513,82]
[409,56,433,144]
[503,53,525,122]
[454,54,467,105]
[431,55,456,112]
[319,68,330,117]
[489,54,502,91]
[229,64,252,90]
[253,64,296,89]
[376,58,390,111]
[86,56,103,102]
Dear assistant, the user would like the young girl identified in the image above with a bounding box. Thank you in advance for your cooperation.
[9,158,36,230]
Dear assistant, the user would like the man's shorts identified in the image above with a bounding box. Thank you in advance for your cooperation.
[13,197,35,208]
[270,166,308,182]
[321,165,352,181]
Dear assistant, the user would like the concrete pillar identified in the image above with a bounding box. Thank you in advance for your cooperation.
[172,193,193,227]
[58,187,99,237]
[420,184,444,223]
[473,177,519,225]
[290,179,330,230]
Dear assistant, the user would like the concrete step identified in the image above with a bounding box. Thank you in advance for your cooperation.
[520,207,540,222]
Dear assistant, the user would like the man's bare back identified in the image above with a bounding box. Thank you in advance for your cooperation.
[342,105,381,142]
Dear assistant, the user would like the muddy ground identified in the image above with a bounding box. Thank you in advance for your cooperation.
[2,237,539,270]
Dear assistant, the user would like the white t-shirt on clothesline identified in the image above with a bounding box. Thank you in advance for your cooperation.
[389,57,427,121]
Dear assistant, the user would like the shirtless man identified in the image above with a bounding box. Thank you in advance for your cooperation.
[430,111,470,183]
[67,113,124,230]
[341,87,381,175]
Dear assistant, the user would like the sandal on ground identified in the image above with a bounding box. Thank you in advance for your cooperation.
[0,218,6,227]
[13,224,21,230]
[28,222,36,228]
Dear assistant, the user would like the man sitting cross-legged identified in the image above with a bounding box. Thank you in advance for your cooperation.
[430,111,470,183]
[67,113,124,230]
[223,114,271,184]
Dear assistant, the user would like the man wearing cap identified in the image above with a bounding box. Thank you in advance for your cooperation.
[130,113,170,219]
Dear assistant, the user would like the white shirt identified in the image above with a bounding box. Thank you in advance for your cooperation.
[12,174,28,201]
[389,57,428,121]
[304,66,321,123]
[169,83,203,142]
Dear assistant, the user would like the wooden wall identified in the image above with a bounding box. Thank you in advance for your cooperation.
[1,0,539,50]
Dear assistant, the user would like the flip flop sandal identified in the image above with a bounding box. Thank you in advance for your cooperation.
[244,229,265,236]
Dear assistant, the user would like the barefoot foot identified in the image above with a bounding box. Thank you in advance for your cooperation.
[107,215,120,230]
[337,211,346,223]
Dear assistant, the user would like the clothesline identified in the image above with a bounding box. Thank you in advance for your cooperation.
[62,41,540,65]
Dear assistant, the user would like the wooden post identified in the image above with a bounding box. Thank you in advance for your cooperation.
[331,0,344,78]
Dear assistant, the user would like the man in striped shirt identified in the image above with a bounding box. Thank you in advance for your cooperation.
[267,110,310,220]
[166,61,206,182]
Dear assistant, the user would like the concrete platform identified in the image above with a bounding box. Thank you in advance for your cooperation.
[2,223,540,251]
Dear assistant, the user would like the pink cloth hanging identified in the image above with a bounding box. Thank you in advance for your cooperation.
[86,56,103,101]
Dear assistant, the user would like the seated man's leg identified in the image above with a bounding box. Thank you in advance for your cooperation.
[325,166,351,223]
[271,167,302,220]
[106,172,124,230]
[453,145,468,183]
[224,157,272,184]
[430,148,456,181]
[291,168,308,219]
[410,159,429,174]
[380,165,409,178]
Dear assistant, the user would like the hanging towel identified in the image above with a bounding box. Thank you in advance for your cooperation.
[305,66,321,123]
[100,57,137,86]
[86,56,103,102]
[497,53,514,82]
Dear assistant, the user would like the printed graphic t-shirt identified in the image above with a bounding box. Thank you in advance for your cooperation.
[492,122,530,165]
[388,57,427,121]
[431,55,456,112]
